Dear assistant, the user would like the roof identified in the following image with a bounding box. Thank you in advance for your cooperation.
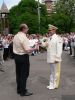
[0,2,9,13]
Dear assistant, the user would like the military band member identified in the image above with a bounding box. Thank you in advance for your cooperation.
[13,24,39,96]
[42,24,63,89]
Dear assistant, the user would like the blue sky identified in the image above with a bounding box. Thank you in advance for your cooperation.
[0,0,42,9]
[0,0,21,9]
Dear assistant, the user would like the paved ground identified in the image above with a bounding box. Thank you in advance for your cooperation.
[0,52,75,100]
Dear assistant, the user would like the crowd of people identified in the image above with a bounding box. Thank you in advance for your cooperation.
[0,34,14,62]
[0,33,49,63]
[63,32,75,58]
[0,32,75,63]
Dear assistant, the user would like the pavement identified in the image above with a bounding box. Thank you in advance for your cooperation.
[0,51,75,100]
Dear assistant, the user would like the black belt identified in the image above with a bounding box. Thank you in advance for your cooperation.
[14,53,29,56]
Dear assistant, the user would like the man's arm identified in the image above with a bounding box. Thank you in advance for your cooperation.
[22,37,39,53]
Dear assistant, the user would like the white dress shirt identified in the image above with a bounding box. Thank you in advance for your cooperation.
[13,32,30,55]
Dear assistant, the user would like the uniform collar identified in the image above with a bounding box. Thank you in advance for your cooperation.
[52,33,56,38]
[50,33,56,39]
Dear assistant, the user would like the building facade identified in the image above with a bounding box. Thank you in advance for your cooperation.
[42,0,57,15]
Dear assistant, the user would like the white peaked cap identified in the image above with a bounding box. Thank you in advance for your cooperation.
[48,24,58,30]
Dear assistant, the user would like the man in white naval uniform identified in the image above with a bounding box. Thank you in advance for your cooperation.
[42,24,63,89]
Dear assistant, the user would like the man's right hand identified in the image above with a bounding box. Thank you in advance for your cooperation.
[35,44,39,50]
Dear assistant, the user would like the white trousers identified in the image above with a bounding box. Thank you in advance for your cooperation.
[49,63,61,88]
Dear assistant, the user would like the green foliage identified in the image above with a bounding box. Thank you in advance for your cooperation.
[9,0,47,34]
[47,13,72,33]
[9,0,75,34]
[54,0,75,33]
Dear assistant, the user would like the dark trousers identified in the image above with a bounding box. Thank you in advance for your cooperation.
[63,43,65,51]
[9,43,14,59]
[14,54,30,94]
[3,48,9,60]
[69,42,72,55]
[70,46,72,55]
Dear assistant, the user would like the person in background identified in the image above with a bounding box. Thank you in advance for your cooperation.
[0,34,4,72]
[29,35,36,56]
[68,33,72,55]
[9,36,14,59]
[33,35,39,55]
[73,33,75,58]
[63,35,68,51]
[70,33,75,57]
[13,24,39,96]
[3,36,10,61]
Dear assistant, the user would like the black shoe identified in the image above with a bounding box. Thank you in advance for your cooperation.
[20,91,33,96]
[17,91,21,94]
[0,68,5,72]
[69,53,72,55]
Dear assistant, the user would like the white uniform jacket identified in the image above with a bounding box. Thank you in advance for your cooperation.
[46,34,62,63]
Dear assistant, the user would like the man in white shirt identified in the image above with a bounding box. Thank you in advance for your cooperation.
[13,24,39,96]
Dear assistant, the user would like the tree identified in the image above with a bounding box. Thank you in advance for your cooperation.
[47,13,71,33]
[54,0,75,33]
[8,0,47,34]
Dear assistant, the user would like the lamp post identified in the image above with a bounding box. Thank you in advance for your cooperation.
[38,0,40,33]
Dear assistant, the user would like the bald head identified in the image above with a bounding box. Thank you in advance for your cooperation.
[19,24,29,34]
[19,24,28,31]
